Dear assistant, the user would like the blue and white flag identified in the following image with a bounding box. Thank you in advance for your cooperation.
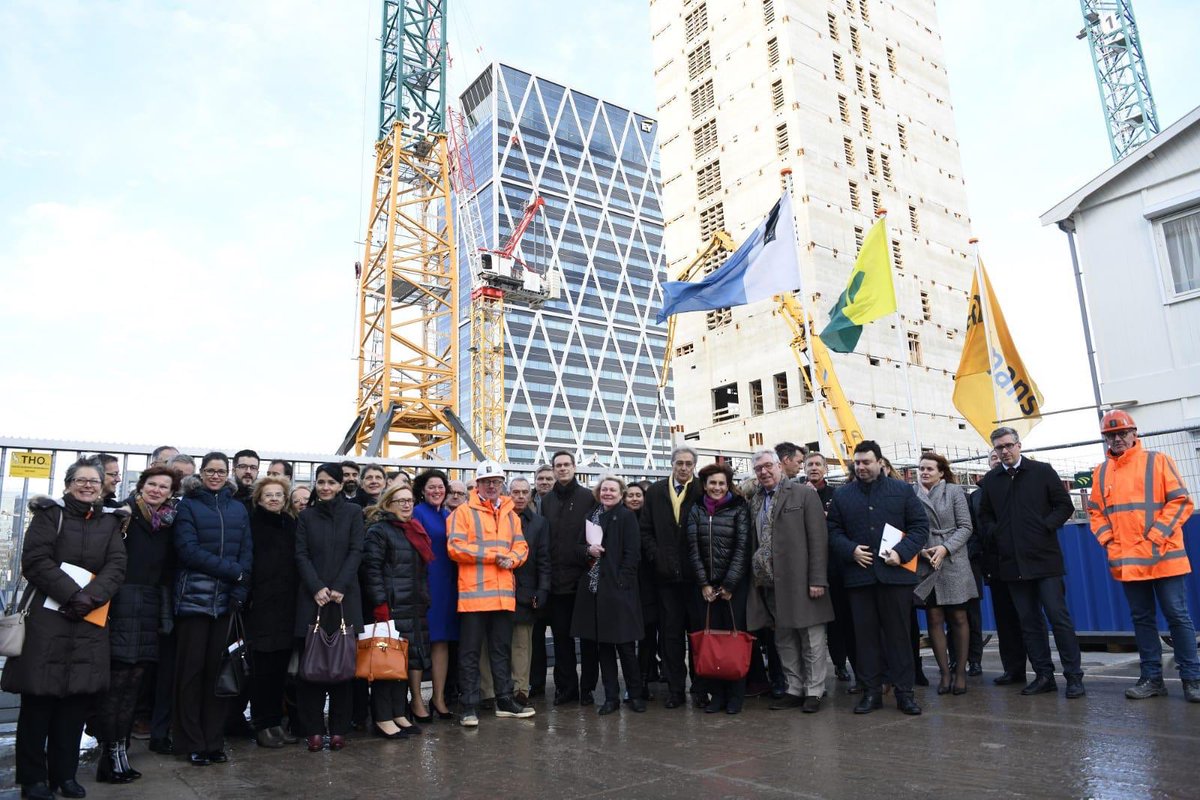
[656,191,799,324]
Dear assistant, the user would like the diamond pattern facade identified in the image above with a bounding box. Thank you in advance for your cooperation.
[458,64,672,471]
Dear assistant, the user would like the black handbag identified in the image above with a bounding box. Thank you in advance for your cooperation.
[215,612,250,698]
[299,604,356,684]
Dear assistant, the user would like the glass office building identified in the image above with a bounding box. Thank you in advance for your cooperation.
[458,64,671,471]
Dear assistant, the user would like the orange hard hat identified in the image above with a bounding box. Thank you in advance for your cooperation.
[1100,409,1136,434]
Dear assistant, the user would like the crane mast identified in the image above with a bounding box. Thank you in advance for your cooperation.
[1077,0,1159,161]
[343,0,457,458]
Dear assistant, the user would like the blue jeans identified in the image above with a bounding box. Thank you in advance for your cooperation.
[1122,575,1200,681]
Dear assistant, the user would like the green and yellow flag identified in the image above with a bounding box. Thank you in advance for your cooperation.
[953,256,1044,442]
[819,218,896,353]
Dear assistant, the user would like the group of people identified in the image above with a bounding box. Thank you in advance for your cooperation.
[4,411,1197,800]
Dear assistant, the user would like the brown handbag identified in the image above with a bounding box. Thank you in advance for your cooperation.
[355,621,409,682]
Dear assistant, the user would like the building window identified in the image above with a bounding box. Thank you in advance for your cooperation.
[849,25,861,55]
[871,189,881,215]
[860,104,872,136]
[675,342,695,357]
[920,290,931,320]
[838,94,850,124]
[832,52,844,81]
[859,0,871,22]
[866,146,877,176]
[887,46,897,74]
[690,79,714,118]
[775,123,789,155]
[892,238,903,268]
[909,204,920,233]
[684,4,708,43]
[687,42,712,80]
[763,0,775,25]
[699,202,725,240]
[827,12,839,40]
[849,180,860,211]
[881,152,893,182]
[774,372,790,409]
[843,137,856,166]
[870,71,881,101]
[854,225,864,251]
[800,365,815,403]
[767,37,779,67]
[707,306,732,329]
[855,64,866,94]
[898,122,908,150]
[771,79,784,110]
[907,330,923,365]
[696,160,722,199]
[749,379,764,416]
[712,382,740,422]
[1156,207,1200,296]
[693,118,718,157]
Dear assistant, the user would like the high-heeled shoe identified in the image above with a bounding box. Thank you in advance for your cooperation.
[409,708,433,724]
[432,700,454,720]
[96,742,133,784]
[116,741,142,779]
[937,674,952,695]
[373,723,406,740]
[395,718,422,736]
[952,676,968,696]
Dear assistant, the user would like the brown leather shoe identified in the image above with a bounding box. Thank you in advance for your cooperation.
[306,735,324,752]
[329,735,346,751]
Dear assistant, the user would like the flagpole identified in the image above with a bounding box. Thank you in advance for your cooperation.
[781,167,827,458]
[880,208,921,464]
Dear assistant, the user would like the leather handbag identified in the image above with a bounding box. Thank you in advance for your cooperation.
[355,621,409,682]
[299,604,356,684]
[215,612,250,698]
[0,585,35,658]
[689,600,756,681]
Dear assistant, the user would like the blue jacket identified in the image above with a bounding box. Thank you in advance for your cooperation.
[173,483,252,618]
[827,476,929,588]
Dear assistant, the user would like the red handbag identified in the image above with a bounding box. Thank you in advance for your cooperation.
[688,600,756,680]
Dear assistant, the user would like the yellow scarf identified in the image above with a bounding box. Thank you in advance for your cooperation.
[669,477,692,524]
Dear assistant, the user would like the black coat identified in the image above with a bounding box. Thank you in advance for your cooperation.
[514,507,552,625]
[977,458,1075,581]
[640,477,702,584]
[687,495,750,593]
[540,479,595,595]
[173,483,252,618]
[361,514,431,670]
[632,507,658,623]
[245,507,299,652]
[294,496,365,635]
[571,504,643,644]
[827,476,929,588]
[108,498,175,665]
[2,497,127,697]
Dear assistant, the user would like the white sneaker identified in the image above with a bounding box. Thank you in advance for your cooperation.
[495,697,536,718]
[460,711,479,728]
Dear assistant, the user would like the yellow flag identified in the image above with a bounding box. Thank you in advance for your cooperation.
[953,257,1044,442]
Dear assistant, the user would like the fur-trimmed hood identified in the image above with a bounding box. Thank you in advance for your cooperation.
[29,494,130,519]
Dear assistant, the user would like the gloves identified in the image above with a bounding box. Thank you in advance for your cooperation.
[373,603,390,623]
[62,591,103,621]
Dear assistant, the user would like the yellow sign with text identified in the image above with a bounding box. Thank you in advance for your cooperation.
[9,451,52,479]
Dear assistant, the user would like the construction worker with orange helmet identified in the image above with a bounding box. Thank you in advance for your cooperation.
[1088,410,1199,703]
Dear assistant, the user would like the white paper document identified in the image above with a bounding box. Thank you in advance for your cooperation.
[358,620,402,640]
[879,524,905,556]
[43,562,93,611]
[585,520,603,547]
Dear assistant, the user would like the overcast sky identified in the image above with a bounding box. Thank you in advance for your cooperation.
[0,0,1196,456]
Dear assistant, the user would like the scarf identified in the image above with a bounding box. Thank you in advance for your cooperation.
[390,515,435,564]
[136,494,176,531]
[586,505,604,594]
[669,477,692,524]
[702,491,734,516]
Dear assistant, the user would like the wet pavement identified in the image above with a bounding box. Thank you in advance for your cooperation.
[2,644,1196,799]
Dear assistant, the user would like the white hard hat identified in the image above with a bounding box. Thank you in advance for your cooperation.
[476,461,505,480]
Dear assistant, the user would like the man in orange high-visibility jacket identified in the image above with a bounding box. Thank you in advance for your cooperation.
[1089,410,1198,703]
[448,460,534,727]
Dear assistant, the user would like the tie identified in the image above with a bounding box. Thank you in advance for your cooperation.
[1007,467,1018,478]
[675,484,684,496]
[759,490,774,530]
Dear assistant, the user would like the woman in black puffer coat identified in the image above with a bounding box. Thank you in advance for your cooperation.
[245,476,300,749]
[361,483,432,738]
[3,458,127,800]
[687,462,751,715]
[93,465,178,783]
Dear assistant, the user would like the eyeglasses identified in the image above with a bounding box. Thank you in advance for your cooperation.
[1103,430,1135,441]
[72,478,102,486]
[752,464,775,473]
[391,498,415,505]
[234,464,256,471]
[104,471,120,479]
[994,442,1020,452]
[448,490,467,497]
[202,468,229,477]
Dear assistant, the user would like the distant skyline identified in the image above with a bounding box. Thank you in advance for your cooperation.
[0,0,1196,456]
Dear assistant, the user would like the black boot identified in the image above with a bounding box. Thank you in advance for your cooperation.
[117,740,142,779]
[96,742,133,784]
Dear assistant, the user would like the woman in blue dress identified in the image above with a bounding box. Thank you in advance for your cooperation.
[412,469,457,720]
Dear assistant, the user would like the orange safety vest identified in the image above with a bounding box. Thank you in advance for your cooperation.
[1089,440,1193,582]
[447,490,528,612]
